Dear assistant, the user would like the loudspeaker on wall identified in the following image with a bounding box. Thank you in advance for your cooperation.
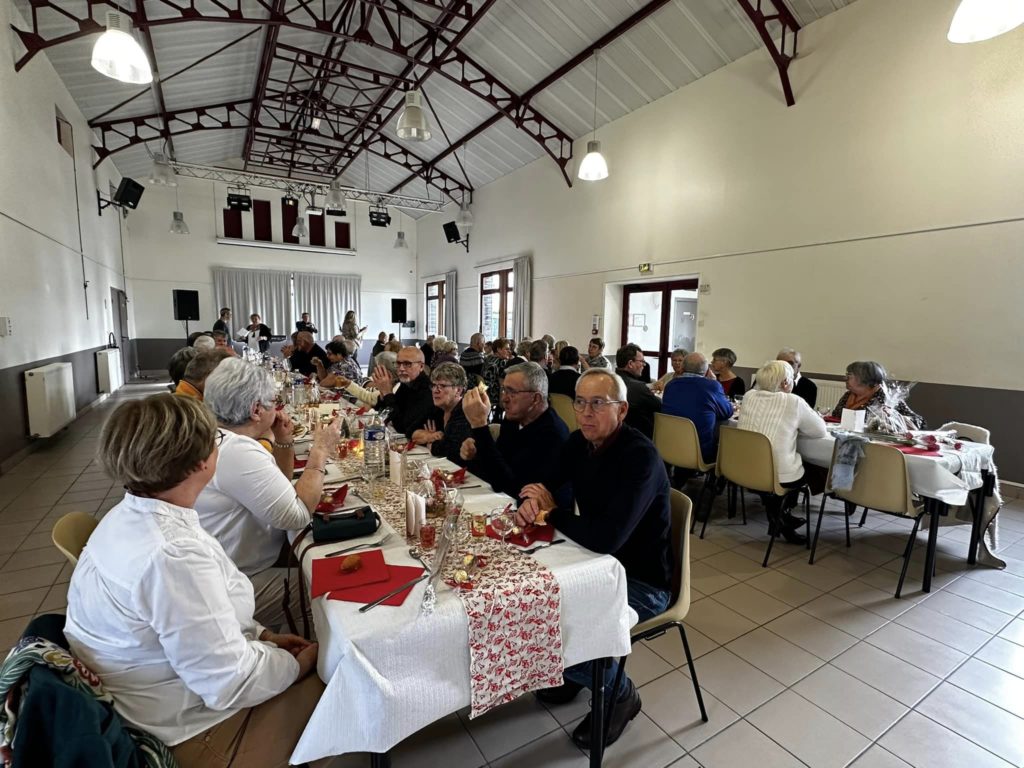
[113,177,145,209]
[173,289,200,321]
[391,298,407,324]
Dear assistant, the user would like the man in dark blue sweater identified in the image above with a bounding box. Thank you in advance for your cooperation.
[662,352,734,464]
[517,368,673,750]
[459,362,571,506]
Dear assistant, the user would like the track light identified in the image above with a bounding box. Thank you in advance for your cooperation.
[311,116,322,131]
[91,11,153,85]
[292,217,308,238]
[169,210,189,235]
[226,186,251,211]
[282,193,299,207]
[369,204,391,227]
[947,0,1024,43]
[148,153,176,186]
[396,89,432,141]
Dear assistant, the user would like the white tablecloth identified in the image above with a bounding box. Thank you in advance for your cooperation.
[290,457,636,763]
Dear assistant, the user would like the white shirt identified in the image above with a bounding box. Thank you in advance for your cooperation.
[737,389,828,483]
[65,494,299,745]
[194,430,312,576]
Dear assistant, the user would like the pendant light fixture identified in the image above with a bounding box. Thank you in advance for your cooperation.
[91,11,153,85]
[578,49,609,182]
[456,143,474,234]
[947,0,1024,43]
[149,152,177,186]
[169,186,189,235]
[292,216,308,239]
[394,211,409,249]
[396,89,432,141]
[326,181,347,216]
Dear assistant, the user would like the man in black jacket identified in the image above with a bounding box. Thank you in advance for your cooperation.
[614,343,662,438]
[459,362,570,506]
[548,346,581,398]
[777,347,817,408]
[285,331,329,377]
[517,368,672,750]
[372,346,434,435]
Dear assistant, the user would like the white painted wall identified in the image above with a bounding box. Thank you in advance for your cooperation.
[0,0,125,369]
[124,175,419,341]
[415,0,1024,391]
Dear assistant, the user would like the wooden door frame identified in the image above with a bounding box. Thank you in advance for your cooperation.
[620,279,698,378]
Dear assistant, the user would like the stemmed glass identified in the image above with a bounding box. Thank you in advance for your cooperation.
[489,508,515,549]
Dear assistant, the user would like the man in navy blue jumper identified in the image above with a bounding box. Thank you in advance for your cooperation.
[516,368,673,750]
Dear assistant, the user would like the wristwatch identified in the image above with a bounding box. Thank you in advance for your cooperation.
[272,441,295,449]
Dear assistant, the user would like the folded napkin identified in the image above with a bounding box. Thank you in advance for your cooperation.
[823,415,841,424]
[487,523,555,547]
[327,565,425,607]
[310,548,388,598]
[894,445,941,456]
[294,458,307,470]
[315,484,349,514]
[354,406,368,416]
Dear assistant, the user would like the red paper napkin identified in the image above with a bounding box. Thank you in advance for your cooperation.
[294,458,307,470]
[355,406,368,416]
[315,484,349,514]
[327,564,425,607]
[487,523,555,547]
[310,548,389,598]
[450,468,467,485]
[823,415,840,423]
[894,445,941,456]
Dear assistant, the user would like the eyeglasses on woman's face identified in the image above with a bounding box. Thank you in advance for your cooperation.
[572,397,623,413]
[430,382,458,392]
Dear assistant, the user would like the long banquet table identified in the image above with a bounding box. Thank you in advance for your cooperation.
[289,441,637,766]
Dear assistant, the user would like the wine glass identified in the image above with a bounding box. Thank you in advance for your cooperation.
[489,508,515,549]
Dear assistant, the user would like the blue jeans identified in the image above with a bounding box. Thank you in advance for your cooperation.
[563,578,671,699]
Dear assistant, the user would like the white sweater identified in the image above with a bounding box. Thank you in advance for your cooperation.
[737,390,828,483]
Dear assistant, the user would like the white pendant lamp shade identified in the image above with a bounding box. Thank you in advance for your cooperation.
[91,11,153,85]
[169,210,189,235]
[948,0,1024,42]
[292,217,308,238]
[326,182,346,213]
[149,153,177,186]
[578,140,609,181]
[394,230,408,249]
[396,90,431,141]
[457,199,474,232]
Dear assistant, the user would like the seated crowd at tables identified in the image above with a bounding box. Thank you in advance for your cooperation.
[50,324,929,766]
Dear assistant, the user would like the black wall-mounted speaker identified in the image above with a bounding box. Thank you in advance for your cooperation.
[443,221,462,243]
[172,289,200,321]
[113,177,145,209]
[391,298,408,324]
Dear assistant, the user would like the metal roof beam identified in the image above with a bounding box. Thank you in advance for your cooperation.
[735,0,801,106]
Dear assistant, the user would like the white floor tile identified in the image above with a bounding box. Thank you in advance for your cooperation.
[691,720,803,768]
[591,712,685,768]
[642,624,717,668]
[800,594,890,638]
[389,712,486,768]
[689,561,739,595]
[944,576,1024,615]
[918,589,1014,634]
[916,682,1024,766]
[831,642,941,707]
[683,598,757,645]
[974,635,1024,679]
[893,604,991,654]
[640,671,738,752]
[792,664,907,740]
[489,729,587,768]
[725,627,824,686]
[879,711,1014,768]
[710,583,791,625]
[747,690,869,768]
[948,658,1024,718]
[459,695,560,763]
[683,647,783,715]
[830,579,917,621]
[744,569,823,607]
[764,610,858,661]
[864,622,967,677]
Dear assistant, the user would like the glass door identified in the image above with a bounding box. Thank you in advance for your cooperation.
[621,279,698,379]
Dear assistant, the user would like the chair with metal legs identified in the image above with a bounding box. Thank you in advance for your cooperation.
[652,413,716,533]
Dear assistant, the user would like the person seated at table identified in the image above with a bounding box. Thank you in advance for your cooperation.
[548,346,581,398]
[168,346,198,390]
[420,335,435,368]
[614,343,662,439]
[284,331,330,377]
[711,347,746,399]
[651,348,688,393]
[551,339,569,370]
[431,336,459,367]
[459,332,486,382]
[314,339,362,385]
[832,360,926,428]
[194,358,340,628]
[210,329,236,354]
[174,348,232,400]
[580,337,610,369]
[516,369,672,750]
[411,362,472,465]
[528,339,552,372]
[64,394,322,767]
[662,352,734,464]
[739,360,828,545]
[295,311,317,335]
[777,346,817,408]
[330,353,397,407]
[373,346,435,436]
[482,338,514,415]
[459,362,571,504]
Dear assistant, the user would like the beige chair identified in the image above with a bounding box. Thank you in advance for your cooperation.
[808,442,923,597]
[653,413,716,529]
[549,393,578,432]
[716,426,810,567]
[51,512,99,567]
[607,490,707,731]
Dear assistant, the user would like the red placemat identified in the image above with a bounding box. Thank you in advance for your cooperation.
[310,548,389,598]
[487,522,555,547]
[327,564,424,607]
[894,445,941,456]
[315,484,349,514]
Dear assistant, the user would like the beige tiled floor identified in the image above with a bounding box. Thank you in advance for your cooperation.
[3,385,1024,767]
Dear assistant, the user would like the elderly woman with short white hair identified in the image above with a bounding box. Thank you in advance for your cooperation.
[193,358,340,628]
[738,360,828,545]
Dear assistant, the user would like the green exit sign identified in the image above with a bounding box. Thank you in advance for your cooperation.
[638,263,651,273]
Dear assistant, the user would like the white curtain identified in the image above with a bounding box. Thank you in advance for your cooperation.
[511,254,532,341]
[293,271,361,341]
[212,266,291,338]
[444,270,458,342]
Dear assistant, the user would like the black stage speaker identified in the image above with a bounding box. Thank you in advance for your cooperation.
[173,289,200,321]
[113,177,145,210]
[443,221,462,243]
[391,298,407,324]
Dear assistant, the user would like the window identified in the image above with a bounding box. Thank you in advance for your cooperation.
[425,280,445,336]
[480,268,513,339]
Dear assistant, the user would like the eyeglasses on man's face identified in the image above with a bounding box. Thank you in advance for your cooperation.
[501,386,536,398]
[396,360,421,368]
[573,397,624,413]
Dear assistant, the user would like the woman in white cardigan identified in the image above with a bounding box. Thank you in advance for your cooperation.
[737,360,827,544]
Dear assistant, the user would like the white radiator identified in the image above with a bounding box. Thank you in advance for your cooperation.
[25,362,76,438]
[810,378,847,412]
[96,348,123,394]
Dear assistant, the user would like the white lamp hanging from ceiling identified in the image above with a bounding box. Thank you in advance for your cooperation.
[91,10,153,85]
[948,0,1024,42]
[457,198,474,233]
[326,181,347,215]
[292,216,308,238]
[149,152,177,186]
[169,187,189,235]
[394,211,409,249]
[578,49,608,182]
[396,89,432,141]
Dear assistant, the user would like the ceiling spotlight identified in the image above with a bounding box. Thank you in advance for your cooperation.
[292,216,308,238]
[282,193,299,207]
[457,198,474,232]
[326,181,347,216]
[148,153,176,186]
[394,230,408,249]
[396,89,431,141]
[91,10,153,85]
[311,116,322,131]
[578,50,609,182]
[169,210,190,235]
[369,204,392,227]
[226,186,251,211]
[947,0,1024,43]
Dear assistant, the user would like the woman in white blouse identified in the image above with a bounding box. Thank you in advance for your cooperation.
[65,394,322,766]
[195,357,340,629]
[738,360,828,545]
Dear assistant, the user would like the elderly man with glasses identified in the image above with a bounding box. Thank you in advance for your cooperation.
[372,346,435,436]
[459,362,571,503]
[515,368,673,751]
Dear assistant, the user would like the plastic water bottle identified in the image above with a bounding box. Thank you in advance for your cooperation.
[363,414,387,482]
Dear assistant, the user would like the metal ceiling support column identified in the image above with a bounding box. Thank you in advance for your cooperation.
[242,0,287,169]
[734,0,801,106]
